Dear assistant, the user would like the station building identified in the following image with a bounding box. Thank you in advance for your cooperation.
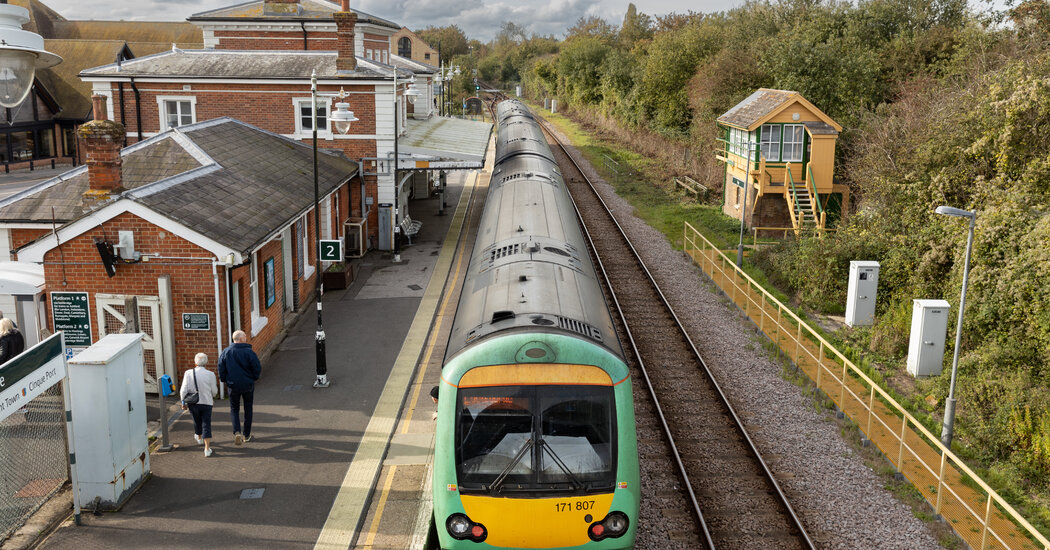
[391,27,438,66]
[716,89,849,235]
[0,0,490,389]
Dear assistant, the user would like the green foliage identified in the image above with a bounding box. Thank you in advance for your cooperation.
[417,25,469,58]
[556,37,612,105]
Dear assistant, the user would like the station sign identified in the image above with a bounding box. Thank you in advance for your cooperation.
[182,313,211,331]
[0,333,64,422]
[51,292,92,346]
[320,239,343,262]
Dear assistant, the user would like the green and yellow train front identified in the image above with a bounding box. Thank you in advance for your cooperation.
[435,332,639,549]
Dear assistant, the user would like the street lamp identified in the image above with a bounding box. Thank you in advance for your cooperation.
[736,136,757,267]
[310,70,358,388]
[0,3,61,108]
[935,205,976,448]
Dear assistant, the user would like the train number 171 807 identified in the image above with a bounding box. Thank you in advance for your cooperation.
[555,500,595,512]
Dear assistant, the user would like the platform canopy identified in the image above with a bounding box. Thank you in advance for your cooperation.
[398,116,493,170]
[0,261,44,295]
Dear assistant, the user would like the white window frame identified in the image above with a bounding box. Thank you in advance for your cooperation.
[782,124,804,162]
[249,253,268,336]
[301,214,315,281]
[366,48,374,60]
[157,96,196,131]
[761,124,781,162]
[231,279,242,332]
[382,50,388,64]
[294,97,332,140]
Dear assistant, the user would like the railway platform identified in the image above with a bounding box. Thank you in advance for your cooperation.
[18,158,490,549]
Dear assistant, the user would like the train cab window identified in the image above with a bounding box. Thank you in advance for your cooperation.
[455,385,616,493]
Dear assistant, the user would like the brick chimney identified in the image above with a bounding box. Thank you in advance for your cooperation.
[264,0,301,16]
[334,0,357,72]
[77,95,126,195]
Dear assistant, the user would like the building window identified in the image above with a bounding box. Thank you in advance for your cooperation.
[231,280,242,332]
[300,214,314,280]
[782,124,804,162]
[424,53,430,60]
[366,48,373,60]
[248,253,268,336]
[760,124,781,162]
[295,217,305,278]
[398,37,411,57]
[157,96,196,130]
[382,50,388,64]
[294,98,331,138]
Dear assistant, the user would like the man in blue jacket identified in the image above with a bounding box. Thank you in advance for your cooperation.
[218,330,262,445]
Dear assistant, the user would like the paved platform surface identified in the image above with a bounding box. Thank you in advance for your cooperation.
[22,167,482,550]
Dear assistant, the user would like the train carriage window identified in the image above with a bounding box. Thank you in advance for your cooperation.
[455,385,616,492]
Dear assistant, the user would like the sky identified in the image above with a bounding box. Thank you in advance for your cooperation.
[40,0,1008,42]
[40,0,744,41]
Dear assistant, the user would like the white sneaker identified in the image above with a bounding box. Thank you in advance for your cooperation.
[204,448,213,457]
[234,433,244,446]
[194,435,203,445]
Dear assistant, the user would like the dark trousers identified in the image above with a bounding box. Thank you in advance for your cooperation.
[188,403,213,439]
[228,386,254,437]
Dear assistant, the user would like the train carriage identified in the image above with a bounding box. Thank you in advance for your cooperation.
[433,99,640,549]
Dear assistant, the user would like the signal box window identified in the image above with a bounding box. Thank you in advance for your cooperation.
[398,37,411,57]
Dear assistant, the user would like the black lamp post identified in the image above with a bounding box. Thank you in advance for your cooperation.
[310,70,357,388]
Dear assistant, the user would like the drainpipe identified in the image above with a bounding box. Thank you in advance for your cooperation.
[211,258,225,398]
[357,159,366,218]
[129,77,142,143]
[300,21,308,50]
[118,83,127,146]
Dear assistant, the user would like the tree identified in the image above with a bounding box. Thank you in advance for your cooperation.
[495,21,528,48]
[566,16,617,43]
[417,25,469,59]
[620,3,654,48]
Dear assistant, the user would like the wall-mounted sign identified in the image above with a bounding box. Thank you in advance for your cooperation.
[320,239,343,262]
[182,313,210,331]
[51,292,92,346]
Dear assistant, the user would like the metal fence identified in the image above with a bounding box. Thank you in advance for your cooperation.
[683,221,1050,550]
[0,384,69,542]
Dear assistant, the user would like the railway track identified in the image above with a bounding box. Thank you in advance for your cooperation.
[535,115,815,550]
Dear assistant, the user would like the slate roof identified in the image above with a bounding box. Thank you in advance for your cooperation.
[802,120,838,135]
[391,54,436,74]
[717,89,797,129]
[1,118,357,256]
[188,0,399,30]
[37,40,131,119]
[80,49,404,80]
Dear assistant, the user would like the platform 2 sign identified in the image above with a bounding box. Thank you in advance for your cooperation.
[0,333,65,422]
[320,239,343,262]
[51,292,92,346]
[182,313,210,331]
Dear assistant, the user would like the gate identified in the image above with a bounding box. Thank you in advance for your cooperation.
[95,295,168,393]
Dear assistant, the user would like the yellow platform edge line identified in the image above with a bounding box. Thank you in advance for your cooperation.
[313,173,479,550]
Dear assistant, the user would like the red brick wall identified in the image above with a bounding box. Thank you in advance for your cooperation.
[214,30,338,51]
[39,212,230,381]
[113,82,377,141]
[11,228,51,252]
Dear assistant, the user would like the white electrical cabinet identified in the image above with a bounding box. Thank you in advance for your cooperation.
[907,299,951,377]
[68,333,150,510]
[845,261,880,327]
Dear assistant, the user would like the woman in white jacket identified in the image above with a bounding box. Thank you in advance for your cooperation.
[181,353,220,456]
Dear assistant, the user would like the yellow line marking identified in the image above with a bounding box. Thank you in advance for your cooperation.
[399,173,479,433]
[361,465,398,547]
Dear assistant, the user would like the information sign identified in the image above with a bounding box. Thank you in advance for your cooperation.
[51,292,92,346]
[0,333,65,421]
[320,239,343,262]
[182,313,211,331]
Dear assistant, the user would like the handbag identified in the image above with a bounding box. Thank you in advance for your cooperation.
[183,369,200,406]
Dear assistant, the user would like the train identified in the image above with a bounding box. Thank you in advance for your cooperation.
[432,98,640,549]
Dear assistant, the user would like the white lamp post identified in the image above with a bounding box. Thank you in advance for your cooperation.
[934,205,976,448]
[0,3,60,108]
[310,70,357,388]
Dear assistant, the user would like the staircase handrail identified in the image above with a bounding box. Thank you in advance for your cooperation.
[807,163,824,216]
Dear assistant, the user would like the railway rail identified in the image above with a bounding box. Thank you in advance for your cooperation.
[534,113,815,550]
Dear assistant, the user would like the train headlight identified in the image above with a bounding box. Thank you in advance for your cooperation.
[446,513,488,542]
[588,511,630,541]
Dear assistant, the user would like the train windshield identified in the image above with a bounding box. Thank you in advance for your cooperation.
[455,385,616,493]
